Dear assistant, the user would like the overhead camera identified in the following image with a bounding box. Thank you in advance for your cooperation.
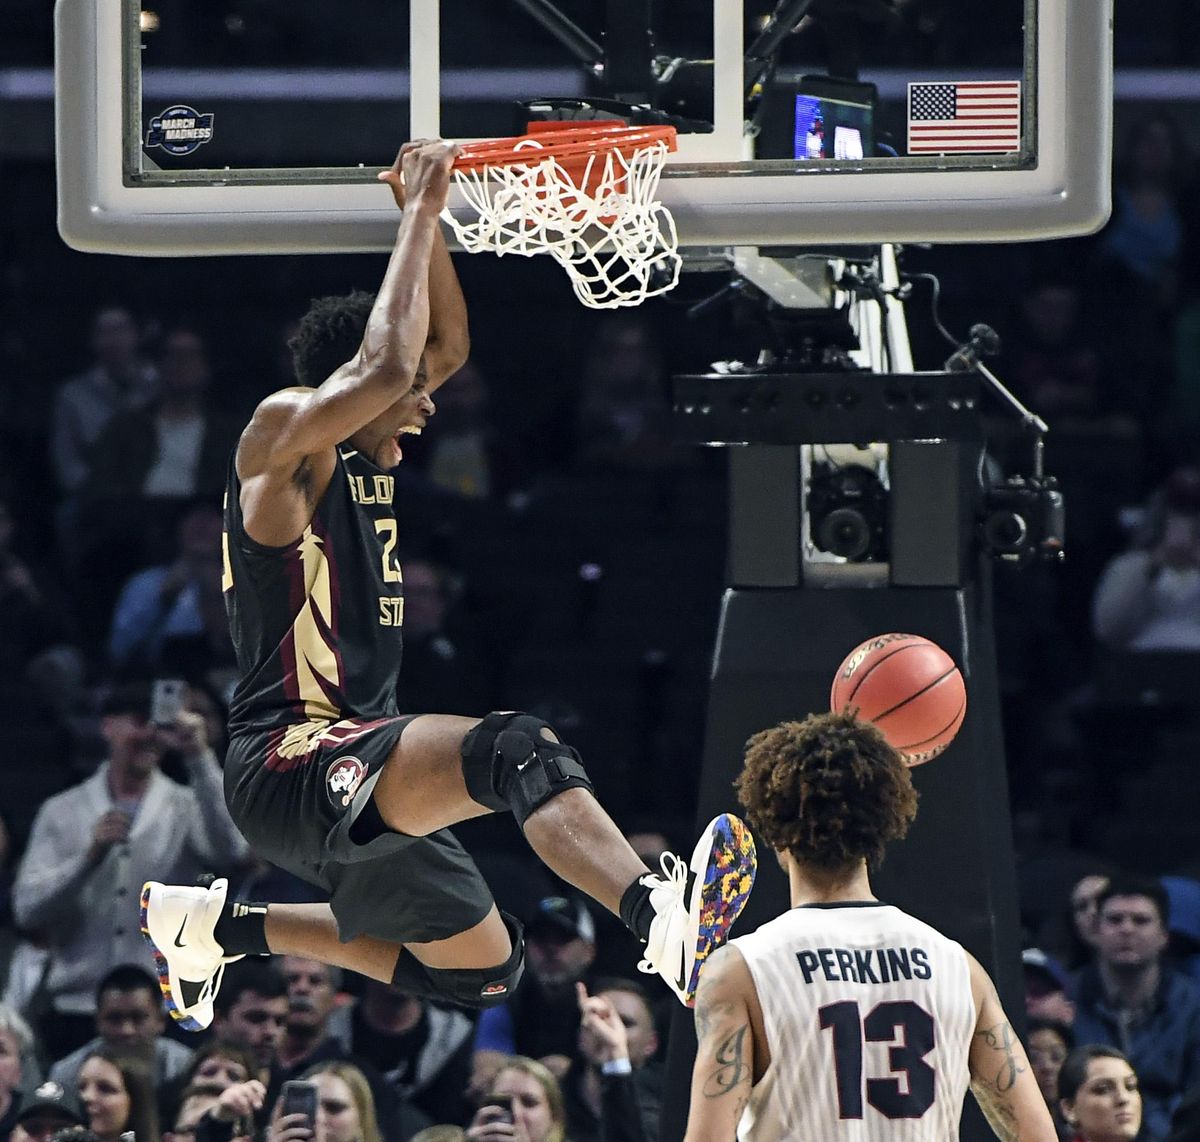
[945,325,1066,571]
[806,462,888,563]
[981,476,1065,569]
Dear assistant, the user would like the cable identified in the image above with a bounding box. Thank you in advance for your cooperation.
[903,270,959,350]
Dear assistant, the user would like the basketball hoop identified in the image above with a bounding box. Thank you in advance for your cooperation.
[443,122,681,310]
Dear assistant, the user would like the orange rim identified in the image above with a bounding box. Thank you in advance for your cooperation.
[451,122,677,179]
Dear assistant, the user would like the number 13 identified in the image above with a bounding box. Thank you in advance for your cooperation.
[819,1000,936,1119]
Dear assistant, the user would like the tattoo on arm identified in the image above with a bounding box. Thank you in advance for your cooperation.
[691,950,753,1126]
[701,1024,750,1099]
[971,1020,1027,1142]
[976,1021,1025,1093]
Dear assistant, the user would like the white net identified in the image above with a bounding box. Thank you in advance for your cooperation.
[443,135,681,310]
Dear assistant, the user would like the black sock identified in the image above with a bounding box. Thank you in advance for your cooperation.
[213,902,270,957]
[619,878,655,944]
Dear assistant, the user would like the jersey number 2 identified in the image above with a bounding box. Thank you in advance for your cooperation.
[374,519,403,583]
[818,1000,936,1119]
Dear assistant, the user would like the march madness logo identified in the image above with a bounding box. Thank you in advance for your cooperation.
[327,756,367,807]
[145,105,215,156]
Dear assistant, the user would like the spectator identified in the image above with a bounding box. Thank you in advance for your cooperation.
[304,1062,385,1142]
[467,1057,566,1142]
[8,1081,87,1142]
[209,960,288,1087]
[1072,877,1200,1139]
[165,1081,224,1142]
[348,979,474,1127]
[89,326,238,504]
[1058,1044,1142,1142]
[47,965,193,1090]
[107,505,233,676]
[261,1062,384,1142]
[1067,874,1113,970]
[11,684,246,1059]
[183,1045,259,1091]
[1027,1018,1075,1141]
[472,896,596,1092]
[273,959,405,1129]
[50,307,157,498]
[276,958,345,1075]
[1099,116,1187,301]
[1024,947,1078,1024]
[0,1004,33,1137]
[161,1041,260,1118]
[77,1048,161,1142]
[1092,466,1200,651]
[84,327,241,589]
[565,979,660,1142]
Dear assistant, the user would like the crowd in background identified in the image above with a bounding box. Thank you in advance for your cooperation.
[3,2,1200,1139]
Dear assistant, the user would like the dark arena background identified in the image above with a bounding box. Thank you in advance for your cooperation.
[4,2,1200,1140]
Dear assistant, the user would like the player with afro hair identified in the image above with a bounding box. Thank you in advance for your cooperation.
[733,710,918,874]
[685,710,1056,1141]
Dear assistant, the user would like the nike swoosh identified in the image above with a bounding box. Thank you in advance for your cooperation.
[675,952,691,997]
[173,917,189,948]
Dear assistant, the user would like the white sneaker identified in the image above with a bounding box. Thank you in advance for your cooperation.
[638,813,757,1007]
[140,879,244,1031]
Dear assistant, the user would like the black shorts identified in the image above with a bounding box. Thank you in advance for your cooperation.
[224,715,495,945]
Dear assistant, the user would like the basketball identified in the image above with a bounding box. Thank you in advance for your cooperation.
[830,633,967,765]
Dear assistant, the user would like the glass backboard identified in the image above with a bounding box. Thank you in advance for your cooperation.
[56,0,1112,254]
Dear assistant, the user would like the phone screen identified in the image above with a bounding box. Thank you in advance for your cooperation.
[483,1093,514,1124]
[280,1081,319,1126]
[150,678,186,726]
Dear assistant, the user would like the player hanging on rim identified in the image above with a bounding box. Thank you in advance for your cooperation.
[684,711,1055,1142]
[139,140,756,1029]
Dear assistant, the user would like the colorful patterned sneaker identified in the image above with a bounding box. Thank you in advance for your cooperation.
[140,879,243,1031]
[638,813,757,1006]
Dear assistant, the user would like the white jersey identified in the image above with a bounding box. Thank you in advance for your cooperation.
[732,902,975,1141]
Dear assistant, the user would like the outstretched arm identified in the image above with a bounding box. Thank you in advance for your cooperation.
[378,141,469,392]
[967,953,1057,1142]
[238,141,458,480]
[684,946,756,1142]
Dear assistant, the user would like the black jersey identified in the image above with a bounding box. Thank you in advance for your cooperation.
[223,447,405,736]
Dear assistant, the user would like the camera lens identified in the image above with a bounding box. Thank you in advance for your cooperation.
[984,509,1028,553]
[817,507,872,561]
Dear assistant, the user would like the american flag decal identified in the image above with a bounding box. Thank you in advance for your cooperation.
[907,81,1021,155]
